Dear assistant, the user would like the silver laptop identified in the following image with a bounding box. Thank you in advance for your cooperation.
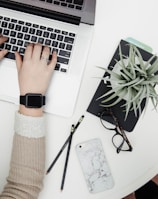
[0,0,96,117]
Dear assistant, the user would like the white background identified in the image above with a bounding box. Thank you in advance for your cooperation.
[1,0,158,198]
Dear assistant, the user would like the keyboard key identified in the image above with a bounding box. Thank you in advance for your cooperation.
[25,22,32,26]
[50,33,56,39]
[76,5,82,10]
[38,37,44,44]
[61,68,67,72]
[47,0,53,3]
[8,23,15,29]
[43,31,49,38]
[29,28,35,34]
[45,39,51,45]
[10,31,16,37]
[68,4,74,8]
[66,44,72,51]
[24,34,30,40]
[69,32,75,37]
[4,17,10,21]
[3,29,9,36]
[55,29,60,33]
[64,36,74,44]
[59,42,65,49]
[54,1,60,5]
[52,41,58,47]
[33,24,39,28]
[47,27,53,31]
[5,52,15,59]
[22,26,29,33]
[74,0,83,5]
[59,50,71,57]
[36,29,42,36]
[55,63,60,70]
[57,56,69,64]
[12,46,18,52]
[24,41,30,47]
[17,33,23,39]
[40,25,46,30]
[5,44,11,50]
[11,19,17,23]
[31,36,37,42]
[62,31,68,35]
[17,40,24,46]
[57,35,64,41]
[66,0,72,3]
[18,21,24,25]
[15,25,21,31]
[61,2,67,7]
[2,21,8,28]
[19,48,25,54]
[10,38,16,44]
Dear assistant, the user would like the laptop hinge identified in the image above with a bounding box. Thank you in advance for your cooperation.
[0,0,80,25]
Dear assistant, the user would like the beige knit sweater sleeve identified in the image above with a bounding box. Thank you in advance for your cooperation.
[0,112,46,199]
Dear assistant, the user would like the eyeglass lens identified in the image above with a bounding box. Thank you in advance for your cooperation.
[99,109,133,153]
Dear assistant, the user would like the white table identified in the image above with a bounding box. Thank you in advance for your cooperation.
[1,0,158,198]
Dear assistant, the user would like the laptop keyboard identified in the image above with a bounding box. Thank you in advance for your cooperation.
[0,16,76,73]
[39,0,84,10]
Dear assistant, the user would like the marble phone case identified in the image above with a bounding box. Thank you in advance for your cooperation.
[76,138,114,193]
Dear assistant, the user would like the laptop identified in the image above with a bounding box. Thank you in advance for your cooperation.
[0,0,96,117]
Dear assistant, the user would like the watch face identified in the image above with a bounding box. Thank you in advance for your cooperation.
[26,94,43,108]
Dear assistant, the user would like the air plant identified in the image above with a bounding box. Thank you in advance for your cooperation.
[97,43,158,119]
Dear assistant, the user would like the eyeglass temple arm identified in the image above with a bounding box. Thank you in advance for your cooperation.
[119,126,133,151]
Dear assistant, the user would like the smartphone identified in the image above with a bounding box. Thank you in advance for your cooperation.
[75,138,114,193]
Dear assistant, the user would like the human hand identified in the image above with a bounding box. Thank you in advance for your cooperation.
[0,35,8,60]
[15,43,57,96]
[15,43,57,116]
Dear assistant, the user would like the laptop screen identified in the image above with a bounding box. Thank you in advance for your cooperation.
[0,0,96,25]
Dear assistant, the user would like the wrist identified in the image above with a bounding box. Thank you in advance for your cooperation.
[20,93,46,108]
[19,105,43,117]
[19,93,46,117]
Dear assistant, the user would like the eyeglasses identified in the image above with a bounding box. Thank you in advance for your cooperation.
[98,108,133,153]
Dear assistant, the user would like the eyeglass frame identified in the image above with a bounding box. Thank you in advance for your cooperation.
[99,108,133,153]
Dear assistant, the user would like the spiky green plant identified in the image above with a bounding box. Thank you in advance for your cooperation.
[97,43,158,119]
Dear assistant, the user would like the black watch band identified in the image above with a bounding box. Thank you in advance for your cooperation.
[20,93,46,108]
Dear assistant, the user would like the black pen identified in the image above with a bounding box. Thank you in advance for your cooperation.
[46,115,84,174]
[60,125,74,191]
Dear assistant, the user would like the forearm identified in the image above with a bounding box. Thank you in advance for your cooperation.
[0,112,46,199]
[0,42,56,199]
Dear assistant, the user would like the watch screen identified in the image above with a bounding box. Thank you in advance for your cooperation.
[27,95,42,108]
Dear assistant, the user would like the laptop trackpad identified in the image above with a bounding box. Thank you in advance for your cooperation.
[0,59,19,104]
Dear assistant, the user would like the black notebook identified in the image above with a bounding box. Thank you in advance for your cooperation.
[87,39,154,132]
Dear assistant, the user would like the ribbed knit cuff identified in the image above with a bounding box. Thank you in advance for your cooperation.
[14,111,45,138]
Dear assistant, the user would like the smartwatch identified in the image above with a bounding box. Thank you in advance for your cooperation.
[20,93,46,108]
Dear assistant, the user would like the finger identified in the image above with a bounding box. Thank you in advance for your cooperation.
[23,43,33,61]
[32,43,43,61]
[0,35,8,45]
[41,46,50,65]
[0,49,8,60]
[48,51,57,70]
[15,52,23,72]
